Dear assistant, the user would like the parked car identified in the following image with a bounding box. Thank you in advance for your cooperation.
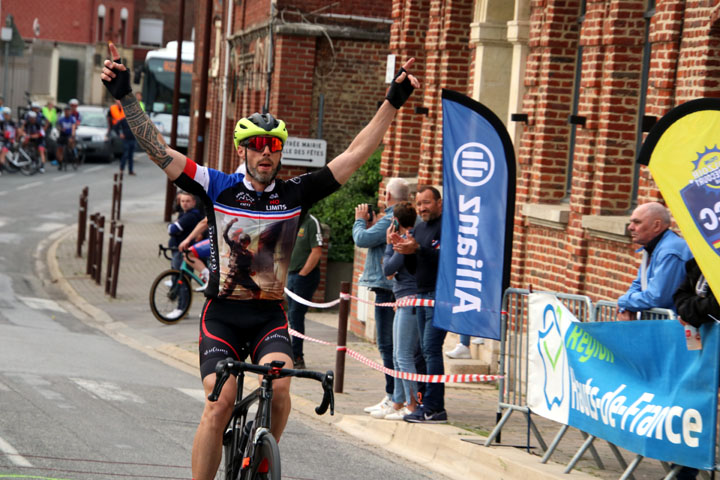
[74,105,122,162]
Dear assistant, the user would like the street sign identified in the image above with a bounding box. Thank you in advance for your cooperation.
[281,137,326,168]
[1,27,11,41]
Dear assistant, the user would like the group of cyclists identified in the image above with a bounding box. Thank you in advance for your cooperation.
[0,98,82,174]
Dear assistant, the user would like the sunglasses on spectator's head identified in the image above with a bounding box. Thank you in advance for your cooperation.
[243,136,283,153]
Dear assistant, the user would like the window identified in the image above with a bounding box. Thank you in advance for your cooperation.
[566,0,586,198]
[97,4,106,43]
[139,18,163,47]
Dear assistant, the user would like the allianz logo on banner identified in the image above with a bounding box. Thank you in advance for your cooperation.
[452,142,495,187]
[527,293,719,469]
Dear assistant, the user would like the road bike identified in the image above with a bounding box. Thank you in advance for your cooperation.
[4,140,41,175]
[59,140,82,171]
[210,358,335,480]
[149,244,205,324]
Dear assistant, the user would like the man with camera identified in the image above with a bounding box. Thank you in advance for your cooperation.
[353,177,410,413]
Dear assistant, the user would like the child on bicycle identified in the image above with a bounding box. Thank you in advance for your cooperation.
[168,191,205,271]
[56,106,77,170]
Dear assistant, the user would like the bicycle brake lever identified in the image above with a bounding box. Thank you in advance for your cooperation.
[314,371,335,415]
[208,358,234,402]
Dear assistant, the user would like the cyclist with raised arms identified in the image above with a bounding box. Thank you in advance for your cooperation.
[101,41,420,480]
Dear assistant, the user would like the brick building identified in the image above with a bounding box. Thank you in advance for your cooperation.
[0,0,194,108]
[189,0,393,304]
[189,0,720,344]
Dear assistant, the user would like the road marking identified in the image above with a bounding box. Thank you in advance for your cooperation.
[17,297,67,313]
[0,435,32,467]
[30,222,66,232]
[177,388,206,403]
[71,378,145,403]
[0,191,7,196]
[83,165,103,173]
[52,173,76,182]
[16,181,43,191]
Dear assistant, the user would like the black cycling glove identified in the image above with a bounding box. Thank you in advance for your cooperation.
[385,67,414,109]
[102,59,132,100]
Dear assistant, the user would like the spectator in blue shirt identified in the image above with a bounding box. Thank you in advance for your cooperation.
[617,202,692,320]
[353,177,410,414]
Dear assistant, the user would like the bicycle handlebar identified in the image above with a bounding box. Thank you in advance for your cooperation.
[209,357,335,416]
[157,244,194,262]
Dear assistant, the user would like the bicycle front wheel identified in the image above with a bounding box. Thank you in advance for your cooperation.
[149,269,193,324]
[248,431,280,480]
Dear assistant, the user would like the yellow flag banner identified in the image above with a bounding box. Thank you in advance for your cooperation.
[637,98,720,296]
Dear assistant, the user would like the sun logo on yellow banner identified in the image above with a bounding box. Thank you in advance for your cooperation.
[690,145,720,190]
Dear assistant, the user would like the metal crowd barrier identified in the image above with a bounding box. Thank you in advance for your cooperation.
[486,291,691,479]
[485,288,592,453]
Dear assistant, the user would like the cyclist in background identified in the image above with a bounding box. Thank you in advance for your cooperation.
[55,106,77,170]
[68,98,81,123]
[0,107,17,175]
[19,111,46,173]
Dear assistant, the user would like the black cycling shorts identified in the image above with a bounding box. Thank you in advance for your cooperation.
[198,298,293,379]
[57,134,71,146]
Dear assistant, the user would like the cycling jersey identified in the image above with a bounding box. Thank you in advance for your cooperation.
[0,120,16,151]
[175,159,340,302]
[57,115,76,136]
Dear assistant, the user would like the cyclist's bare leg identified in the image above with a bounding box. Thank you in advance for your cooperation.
[56,146,63,168]
[191,374,237,480]
[257,350,293,441]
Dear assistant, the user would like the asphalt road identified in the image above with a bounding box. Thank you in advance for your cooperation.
[0,155,448,480]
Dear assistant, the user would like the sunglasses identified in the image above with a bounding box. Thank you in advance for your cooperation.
[243,136,283,153]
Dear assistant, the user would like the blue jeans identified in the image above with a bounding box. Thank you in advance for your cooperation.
[120,138,135,173]
[286,269,320,359]
[416,291,447,412]
[373,288,395,396]
[391,302,420,405]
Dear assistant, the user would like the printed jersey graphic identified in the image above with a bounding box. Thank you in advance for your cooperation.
[176,160,339,301]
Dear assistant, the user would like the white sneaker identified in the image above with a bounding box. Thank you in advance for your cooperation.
[371,403,399,419]
[472,337,485,345]
[445,343,471,359]
[384,406,411,420]
[164,279,174,287]
[363,395,391,413]
[165,308,184,320]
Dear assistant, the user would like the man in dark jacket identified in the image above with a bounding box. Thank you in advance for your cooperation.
[393,185,447,423]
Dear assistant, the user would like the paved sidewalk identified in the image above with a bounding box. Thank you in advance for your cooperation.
[47,208,668,480]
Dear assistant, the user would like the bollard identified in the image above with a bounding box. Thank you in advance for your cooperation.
[105,220,116,294]
[112,173,123,221]
[94,215,105,285]
[110,224,123,298]
[86,213,97,275]
[76,187,88,257]
[334,281,350,393]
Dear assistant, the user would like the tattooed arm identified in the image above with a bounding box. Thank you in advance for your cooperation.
[100,42,185,180]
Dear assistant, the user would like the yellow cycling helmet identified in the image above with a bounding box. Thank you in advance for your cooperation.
[233,112,288,150]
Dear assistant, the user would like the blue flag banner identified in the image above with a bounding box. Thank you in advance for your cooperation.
[433,90,516,340]
[528,294,720,470]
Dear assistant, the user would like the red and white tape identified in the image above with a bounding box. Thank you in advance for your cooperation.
[288,327,502,384]
[284,287,435,309]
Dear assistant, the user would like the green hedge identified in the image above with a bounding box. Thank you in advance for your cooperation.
[310,148,383,262]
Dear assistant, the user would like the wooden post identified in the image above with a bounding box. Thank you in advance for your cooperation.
[334,281,350,393]
[105,220,116,294]
[77,187,88,257]
[86,213,97,275]
[95,215,105,285]
[110,224,124,298]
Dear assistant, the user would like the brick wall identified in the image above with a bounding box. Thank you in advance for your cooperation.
[5,0,133,45]
[191,0,391,308]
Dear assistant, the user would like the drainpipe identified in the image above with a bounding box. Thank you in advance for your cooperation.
[264,2,275,114]
[217,0,234,173]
